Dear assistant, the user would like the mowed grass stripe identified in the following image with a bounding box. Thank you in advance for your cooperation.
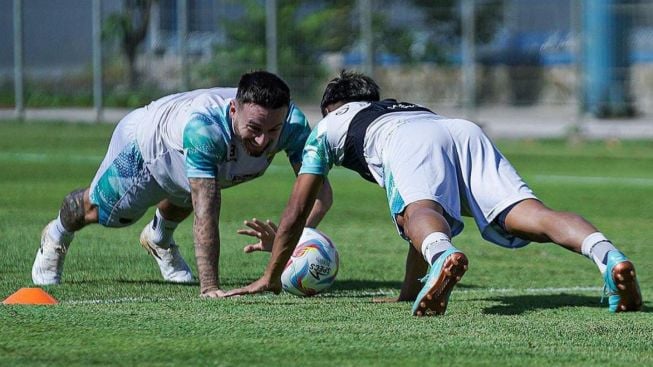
[3,151,653,187]
[0,152,104,164]
[533,174,653,187]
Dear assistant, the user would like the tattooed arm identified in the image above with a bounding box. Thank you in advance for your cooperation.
[225,174,324,296]
[189,177,225,298]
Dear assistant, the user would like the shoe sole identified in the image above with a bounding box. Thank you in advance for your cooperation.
[413,252,468,316]
[611,261,643,312]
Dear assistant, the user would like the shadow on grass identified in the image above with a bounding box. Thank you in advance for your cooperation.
[330,279,401,291]
[483,293,609,315]
[331,280,482,291]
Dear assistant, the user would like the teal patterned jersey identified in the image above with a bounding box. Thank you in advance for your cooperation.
[298,101,372,178]
[134,88,310,197]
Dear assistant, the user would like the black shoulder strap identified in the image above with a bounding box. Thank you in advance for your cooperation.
[341,100,433,183]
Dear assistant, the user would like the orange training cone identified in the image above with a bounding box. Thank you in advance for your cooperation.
[3,287,58,305]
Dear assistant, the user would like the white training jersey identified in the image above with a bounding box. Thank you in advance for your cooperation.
[299,100,536,248]
[133,87,310,198]
[299,100,435,186]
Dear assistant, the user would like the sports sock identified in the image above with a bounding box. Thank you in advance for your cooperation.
[421,232,454,265]
[48,214,74,245]
[581,232,618,275]
[149,209,179,247]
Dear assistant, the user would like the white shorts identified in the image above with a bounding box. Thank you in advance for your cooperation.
[383,118,537,248]
[88,110,192,227]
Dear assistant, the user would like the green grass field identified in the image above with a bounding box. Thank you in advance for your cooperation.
[1,121,652,366]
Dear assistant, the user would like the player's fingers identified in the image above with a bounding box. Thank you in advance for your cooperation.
[248,220,273,237]
[237,229,260,238]
[243,244,264,253]
[223,287,252,297]
[201,290,226,298]
[266,220,278,232]
[244,219,264,233]
[252,218,267,227]
[252,218,273,235]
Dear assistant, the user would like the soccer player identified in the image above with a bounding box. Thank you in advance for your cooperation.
[31,71,332,298]
[224,70,642,315]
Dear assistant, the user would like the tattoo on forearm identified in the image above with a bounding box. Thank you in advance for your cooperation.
[190,178,221,292]
[60,188,87,232]
[194,243,220,292]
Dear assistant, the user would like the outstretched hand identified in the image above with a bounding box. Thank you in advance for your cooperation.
[223,276,282,297]
[200,288,228,298]
[237,218,278,253]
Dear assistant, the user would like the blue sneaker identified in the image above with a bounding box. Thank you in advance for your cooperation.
[604,251,642,313]
[412,248,468,316]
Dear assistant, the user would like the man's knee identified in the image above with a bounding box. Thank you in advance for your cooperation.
[401,200,449,242]
[157,199,193,222]
[60,188,97,231]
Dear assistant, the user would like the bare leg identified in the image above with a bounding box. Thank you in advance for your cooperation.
[504,198,642,312]
[59,188,98,232]
[145,199,193,245]
[502,199,597,253]
[139,198,194,283]
[33,188,97,285]
[397,246,429,301]
[157,199,193,222]
[383,201,449,302]
[397,200,468,316]
[398,200,452,249]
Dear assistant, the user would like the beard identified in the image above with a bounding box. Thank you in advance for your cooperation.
[243,139,271,157]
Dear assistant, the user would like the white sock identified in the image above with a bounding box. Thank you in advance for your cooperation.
[149,209,179,247]
[421,232,454,265]
[581,232,617,275]
[48,214,74,245]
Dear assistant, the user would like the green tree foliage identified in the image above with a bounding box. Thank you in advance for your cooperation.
[199,0,503,97]
[103,0,153,88]
[199,0,356,100]
[408,0,504,63]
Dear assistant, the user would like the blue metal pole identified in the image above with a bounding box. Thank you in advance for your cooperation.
[582,0,633,117]
[13,0,24,121]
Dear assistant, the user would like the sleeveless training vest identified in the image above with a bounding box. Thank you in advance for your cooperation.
[341,99,433,183]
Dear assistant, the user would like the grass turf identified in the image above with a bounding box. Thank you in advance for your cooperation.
[1,121,652,366]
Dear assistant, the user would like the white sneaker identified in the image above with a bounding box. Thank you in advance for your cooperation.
[139,225,193,283]
[32,220,70,285]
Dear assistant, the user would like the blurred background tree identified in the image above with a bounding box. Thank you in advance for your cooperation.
[409,0,504,63]
[104,0,154,88]
[198,0,356,100]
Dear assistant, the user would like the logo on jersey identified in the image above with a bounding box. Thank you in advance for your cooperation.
[336,106,349,115]
[227,144,237,161]
[387,103,418,110]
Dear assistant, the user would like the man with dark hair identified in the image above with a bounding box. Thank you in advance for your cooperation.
[225,70,642,315]
[32,71,332,298]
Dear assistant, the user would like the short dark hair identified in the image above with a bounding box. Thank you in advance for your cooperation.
[236,71,290,109]
[320,70,380,116]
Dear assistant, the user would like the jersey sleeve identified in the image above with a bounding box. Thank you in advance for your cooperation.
[182,114,228,179]
[277,103,311,165]
[298,122,334,177]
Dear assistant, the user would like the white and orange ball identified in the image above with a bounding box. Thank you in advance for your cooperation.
[281,228,339,296]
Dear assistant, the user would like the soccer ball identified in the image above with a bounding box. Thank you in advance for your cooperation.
[281,227,339,296]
